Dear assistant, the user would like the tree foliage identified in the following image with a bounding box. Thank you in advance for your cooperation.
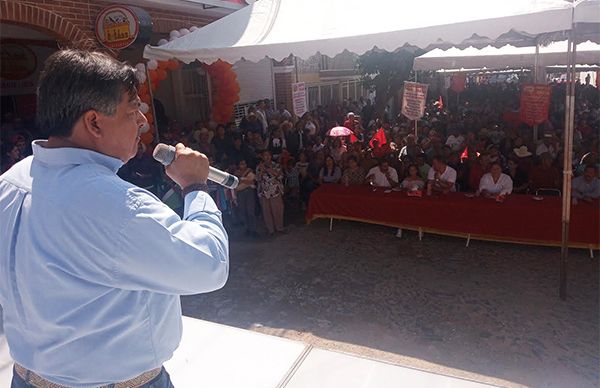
[358,49,423,121]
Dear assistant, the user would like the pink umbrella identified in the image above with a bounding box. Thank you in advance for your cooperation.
[326,126,353,137]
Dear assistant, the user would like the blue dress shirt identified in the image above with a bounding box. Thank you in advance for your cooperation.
[0,141,229,387]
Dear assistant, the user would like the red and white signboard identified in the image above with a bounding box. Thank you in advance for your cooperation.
[401,81,428,121]
[292,82,307,117]
[519,84,551,126]
[95,5,140,49]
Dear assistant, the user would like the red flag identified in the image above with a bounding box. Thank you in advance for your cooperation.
[437,95,443,110]
[349,133,358,143]
[369,127,387,148]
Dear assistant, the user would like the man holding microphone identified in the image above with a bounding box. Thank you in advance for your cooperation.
[0,50,229,387]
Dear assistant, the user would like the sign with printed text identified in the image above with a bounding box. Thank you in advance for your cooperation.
[292,82,307,117]
[401,81,428,121]
[519,84,551,126]
[95,5,140,49]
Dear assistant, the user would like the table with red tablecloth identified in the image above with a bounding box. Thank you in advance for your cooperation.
[306,184,600,249]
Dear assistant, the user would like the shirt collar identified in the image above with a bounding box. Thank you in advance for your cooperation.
[32,140,124,173]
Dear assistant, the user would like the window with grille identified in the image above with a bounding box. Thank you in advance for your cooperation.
[181,68,210,122]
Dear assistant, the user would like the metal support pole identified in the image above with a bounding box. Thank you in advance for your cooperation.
[145,64,161,145]
[533,41,540,142]
[329,217,333,232]
[294,56,299,83]
[414,71,418,136]
[559,35,576,300]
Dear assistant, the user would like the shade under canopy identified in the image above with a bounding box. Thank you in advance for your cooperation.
[413,40,600,71]
[143,0,598,64]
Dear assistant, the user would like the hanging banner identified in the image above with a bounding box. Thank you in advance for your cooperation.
[450,73,466,93]
[401,81,428,121]
[519,84,551,126]
[292,82,307,117]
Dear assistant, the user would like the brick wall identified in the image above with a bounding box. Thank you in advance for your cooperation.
[0,0,221,49]
[274,72,293,112]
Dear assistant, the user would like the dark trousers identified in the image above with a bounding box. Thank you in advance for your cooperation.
[236,188,257,232]
[12,366,175,388]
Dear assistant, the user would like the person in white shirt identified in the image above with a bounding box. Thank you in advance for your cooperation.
[536,134,559,160]
[427,156,457,195]
[477,162,513,197]
[366,160,398,188]
[572,165,600,203]
[445,129,465,152]
[256,99,269,135]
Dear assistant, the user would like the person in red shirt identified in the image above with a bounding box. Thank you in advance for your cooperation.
[529,152,561,192]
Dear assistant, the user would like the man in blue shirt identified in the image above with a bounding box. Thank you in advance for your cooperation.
[0,50,229,387]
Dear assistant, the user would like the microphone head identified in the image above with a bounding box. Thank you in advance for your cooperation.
[152,143,175,166]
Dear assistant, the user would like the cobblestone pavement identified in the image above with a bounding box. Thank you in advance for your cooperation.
[182,217,599,388]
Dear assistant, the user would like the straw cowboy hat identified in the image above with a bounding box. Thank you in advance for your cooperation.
[513,145,532,158]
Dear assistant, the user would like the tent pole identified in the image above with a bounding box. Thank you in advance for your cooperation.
[533,41,540,142]
[559,35,576,300]
[414,71,418,137]
[145,63,161,145]
[294,56,299,83]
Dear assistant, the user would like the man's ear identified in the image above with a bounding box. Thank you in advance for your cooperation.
[82,110,103,139]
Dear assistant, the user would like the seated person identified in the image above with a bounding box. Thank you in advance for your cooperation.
[529,152,560,192]
[507,157,529,194]
[572,165,600,203]
[477,162,513,197]
[401,164,425,191]
[342,156,366,186]
[427,156,457,195]
[366,159,399,188]
[415,153,431,181]
[319,155,342,184]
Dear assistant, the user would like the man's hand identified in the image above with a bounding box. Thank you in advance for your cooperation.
[165,143,209,189]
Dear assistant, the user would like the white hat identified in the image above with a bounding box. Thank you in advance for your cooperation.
[513,145,532,158]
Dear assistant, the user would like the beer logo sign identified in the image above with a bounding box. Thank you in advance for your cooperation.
[95,6,139,49]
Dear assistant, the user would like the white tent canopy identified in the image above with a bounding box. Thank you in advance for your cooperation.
[413,40,600,71]
[143,0,597,64]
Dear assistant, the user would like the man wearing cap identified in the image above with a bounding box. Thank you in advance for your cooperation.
[0,50,229,387]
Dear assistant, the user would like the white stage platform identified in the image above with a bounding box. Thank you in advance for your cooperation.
[0,315,495,387]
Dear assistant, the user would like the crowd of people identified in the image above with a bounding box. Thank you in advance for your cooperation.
[2,78,599,237]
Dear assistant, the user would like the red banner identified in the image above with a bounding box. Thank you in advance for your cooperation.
[519,84,551,126]
[450,74,466,93]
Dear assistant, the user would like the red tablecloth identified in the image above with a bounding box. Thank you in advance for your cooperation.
[307,184,600,249]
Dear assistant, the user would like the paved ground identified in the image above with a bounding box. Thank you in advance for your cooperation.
[182,214,599,388]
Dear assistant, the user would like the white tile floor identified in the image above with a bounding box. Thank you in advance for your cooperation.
[0,314,496,388]
[285,348,494,388]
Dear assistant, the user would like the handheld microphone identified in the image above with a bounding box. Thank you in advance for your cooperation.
[152,143,239,189]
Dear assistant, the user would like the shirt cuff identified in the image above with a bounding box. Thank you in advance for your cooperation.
[183,190,220,219]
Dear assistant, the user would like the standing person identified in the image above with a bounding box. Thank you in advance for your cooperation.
[0,50,229,387]
[256,99,269,136]
[234,159,258,237]
[256,150,285,235]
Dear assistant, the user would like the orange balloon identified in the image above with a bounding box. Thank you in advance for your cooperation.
[149,71,159,82]
[157,69,167,81]
[145,112,154,123]
[141,131,154,144]
[167,59,179,70]
[158,61,169,70]
[138,83,148,95]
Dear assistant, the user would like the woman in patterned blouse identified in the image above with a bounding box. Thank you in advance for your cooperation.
[342,156,366,186]
[256,149,285,235]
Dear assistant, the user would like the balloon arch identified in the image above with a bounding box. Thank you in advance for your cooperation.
[133,27,241,147]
